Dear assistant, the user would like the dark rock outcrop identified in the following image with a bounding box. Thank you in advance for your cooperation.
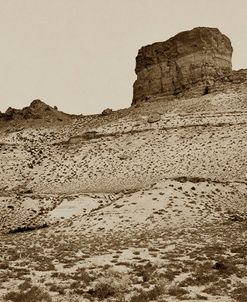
[101,108,113,116]
[132,27,233,104]
[1,99,70,122]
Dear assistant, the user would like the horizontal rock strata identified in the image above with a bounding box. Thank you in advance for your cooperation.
[132,27,233,104]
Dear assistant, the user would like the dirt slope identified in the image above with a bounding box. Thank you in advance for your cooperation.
[0,85,247,301]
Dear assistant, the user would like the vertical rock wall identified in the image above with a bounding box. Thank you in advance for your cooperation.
[132,27,233,104]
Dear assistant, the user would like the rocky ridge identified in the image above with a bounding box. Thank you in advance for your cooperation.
[0,99,71,123]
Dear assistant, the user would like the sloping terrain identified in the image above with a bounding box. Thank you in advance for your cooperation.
[0,85,247,301]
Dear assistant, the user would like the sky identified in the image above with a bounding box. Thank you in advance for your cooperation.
[0,0,246,115]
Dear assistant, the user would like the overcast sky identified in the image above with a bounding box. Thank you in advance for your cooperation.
[0,0,246,114]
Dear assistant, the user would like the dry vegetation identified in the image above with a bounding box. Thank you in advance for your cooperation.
[0,86,247,301]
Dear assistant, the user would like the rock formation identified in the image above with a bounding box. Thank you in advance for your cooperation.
[1,99,70,122]
[132,27,233,104]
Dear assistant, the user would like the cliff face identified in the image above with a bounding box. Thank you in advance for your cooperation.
[132,27,233,104]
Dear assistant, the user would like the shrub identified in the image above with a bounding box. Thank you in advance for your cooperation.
[89,281,116,299]
[230,285,247,302]
[3,286,52,302]
[88,270,130,299]
[131,284,164,302]
[133,262,156,282]
[0,261,9,269]
[168,285,189,297]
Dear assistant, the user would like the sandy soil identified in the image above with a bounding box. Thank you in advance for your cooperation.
[0,87,247,301]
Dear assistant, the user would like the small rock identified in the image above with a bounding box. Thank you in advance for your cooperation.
[118,154,128,160]
[212,262,226,270]
[101,108,113,116]
[147,113,161,123]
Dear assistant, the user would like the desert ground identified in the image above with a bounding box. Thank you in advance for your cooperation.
[0,83,247,301]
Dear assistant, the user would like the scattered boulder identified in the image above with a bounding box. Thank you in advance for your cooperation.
[147,113,161,123]
[0,262,9,270]
[118,153,129,160]
[101,108,113,116]
[229,213,246,222]
[212,262,226,271]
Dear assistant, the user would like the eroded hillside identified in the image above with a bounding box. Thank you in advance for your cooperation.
[0,85,247,302]
[0,27,247,302]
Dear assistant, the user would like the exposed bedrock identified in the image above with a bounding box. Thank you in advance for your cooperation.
[132,27,233,104]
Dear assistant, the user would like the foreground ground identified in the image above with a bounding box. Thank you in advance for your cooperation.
[0,216,247,301]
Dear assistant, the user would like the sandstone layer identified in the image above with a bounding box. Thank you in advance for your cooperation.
[132,27,233,104]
